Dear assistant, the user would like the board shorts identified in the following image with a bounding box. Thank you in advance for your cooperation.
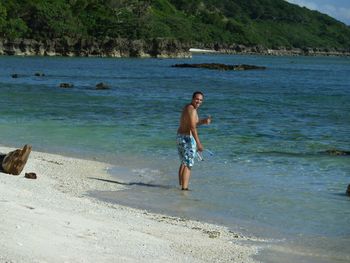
[176,134,197,168]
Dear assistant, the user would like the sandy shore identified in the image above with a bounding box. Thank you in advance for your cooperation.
[0,145,261,262]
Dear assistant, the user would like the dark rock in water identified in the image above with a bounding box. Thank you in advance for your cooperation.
[25,172,37,179]
[346,184,350,196]
[172,63,266,71]
[96,82,110,90]
[2,145,32,175]
[59,83,73,88]
[34,72,45,77]
[323,149,350,156]
[11,74,19,78]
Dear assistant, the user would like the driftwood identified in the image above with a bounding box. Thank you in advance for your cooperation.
[1,145,32,175]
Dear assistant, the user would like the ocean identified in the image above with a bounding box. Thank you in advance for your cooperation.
[1,54,349,262]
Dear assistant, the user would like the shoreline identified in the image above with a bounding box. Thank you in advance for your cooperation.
[1,38,350,58]
[0,145,261,262]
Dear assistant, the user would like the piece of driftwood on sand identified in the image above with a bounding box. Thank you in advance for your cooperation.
[1,144,32,175]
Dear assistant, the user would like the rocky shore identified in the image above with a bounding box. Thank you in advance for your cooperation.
[1,38,349,58]
[0,38,192,58]
[198,43,350,57]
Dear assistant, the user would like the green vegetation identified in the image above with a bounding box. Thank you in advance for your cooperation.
[1,0,349,49]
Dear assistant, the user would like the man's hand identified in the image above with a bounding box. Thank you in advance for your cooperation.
[200,115,212,125]
[205,115,212,125]
[197,143,204,152]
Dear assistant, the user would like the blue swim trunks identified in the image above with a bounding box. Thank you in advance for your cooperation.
[176,134,197,168]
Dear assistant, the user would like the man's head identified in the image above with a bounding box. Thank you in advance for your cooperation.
[192,91,204,99]
[191,91,204,109]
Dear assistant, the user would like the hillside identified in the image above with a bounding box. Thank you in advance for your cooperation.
[0,0,349,56]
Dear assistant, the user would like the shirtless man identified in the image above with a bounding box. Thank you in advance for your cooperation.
[176,91,211,190]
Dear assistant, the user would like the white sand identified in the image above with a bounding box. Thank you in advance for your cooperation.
[0,146,261,262]
[189,48,217,53]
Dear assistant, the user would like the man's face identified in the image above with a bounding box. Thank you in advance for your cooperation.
[192,94,203,109]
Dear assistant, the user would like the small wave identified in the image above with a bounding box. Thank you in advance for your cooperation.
[255,150,350,158]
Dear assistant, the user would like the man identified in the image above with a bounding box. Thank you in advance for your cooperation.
[176,91,211,190]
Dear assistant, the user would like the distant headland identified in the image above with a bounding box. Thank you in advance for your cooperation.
[1,0,350,58]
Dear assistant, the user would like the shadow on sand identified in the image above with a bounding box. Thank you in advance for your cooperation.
[88,177,172,189]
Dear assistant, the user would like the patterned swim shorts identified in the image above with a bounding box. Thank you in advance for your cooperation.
[176,134,197,168]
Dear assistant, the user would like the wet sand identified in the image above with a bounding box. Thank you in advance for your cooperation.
[0,145,260,262]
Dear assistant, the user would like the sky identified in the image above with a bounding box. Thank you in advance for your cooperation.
[285,0,350,25]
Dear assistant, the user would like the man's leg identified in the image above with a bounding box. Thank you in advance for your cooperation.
[181,165,191,190]
[178,164,185,186]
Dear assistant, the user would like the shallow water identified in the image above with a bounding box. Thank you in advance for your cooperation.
[1,54,349,261]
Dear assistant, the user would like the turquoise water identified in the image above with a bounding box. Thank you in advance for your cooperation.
[1,55,349,261]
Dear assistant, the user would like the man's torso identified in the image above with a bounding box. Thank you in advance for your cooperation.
[177,104,198,135]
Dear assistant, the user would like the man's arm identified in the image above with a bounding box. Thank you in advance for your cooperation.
[188,106,203,152]
[197,115,212,126]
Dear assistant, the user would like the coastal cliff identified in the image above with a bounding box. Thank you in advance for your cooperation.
[1,38,349,58]
[0,38,192,58]
[196,43,350,57]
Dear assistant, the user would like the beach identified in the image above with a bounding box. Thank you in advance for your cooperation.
[1,54,349,262]
[0,145,260,262]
